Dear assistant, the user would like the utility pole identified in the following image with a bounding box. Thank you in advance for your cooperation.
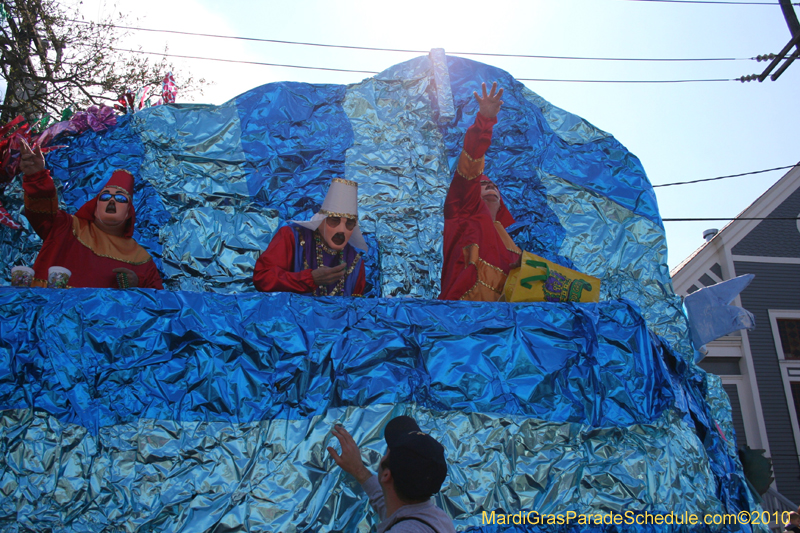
[747,0,800,82]
[779,0,800,43]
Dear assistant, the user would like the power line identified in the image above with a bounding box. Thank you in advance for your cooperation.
[664,217,799,220]
[76,20,753,63]
[113,48,739,83]
[446,52,743,62]
[517,77,732,83]
[621,0,797,5]
[654,164,797,186]
[111,48,380,75]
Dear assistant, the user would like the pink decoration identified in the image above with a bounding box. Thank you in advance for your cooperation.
[137,86,151,111]
[113,75,176,113]
[69,105,117,134]
[0,200,20,230]
[35,121,76,148]
[0,116,32,185]
[162,72,177,104]
[714,421,728,442]
[115,91,135,114]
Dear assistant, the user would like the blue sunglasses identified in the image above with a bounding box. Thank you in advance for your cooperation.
[98,193,129,203]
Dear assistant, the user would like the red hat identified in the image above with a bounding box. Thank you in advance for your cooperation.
[75,169,136,238]
[104,169,134,196]
[480,174,515,228]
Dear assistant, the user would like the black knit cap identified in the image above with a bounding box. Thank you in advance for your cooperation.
[383,416,447,500]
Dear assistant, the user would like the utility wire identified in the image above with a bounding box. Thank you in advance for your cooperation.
[77,20,753,62]
[620,0,797,4]
[654,165,797,187]
[113,48,740,83]
[111,48,380,74]
[517,77,733,82]
[664,217,799,221]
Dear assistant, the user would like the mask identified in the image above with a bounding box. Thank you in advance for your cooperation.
[320,216,356,251]
[94,187,131,228]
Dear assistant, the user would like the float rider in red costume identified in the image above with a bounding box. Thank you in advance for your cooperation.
[19,139,164,289]
[253,177,367,296]
[439,82,522,301]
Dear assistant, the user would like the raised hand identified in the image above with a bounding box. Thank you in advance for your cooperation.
[18,139,45,176]
[474,81,504,120]
[327,424,372,483]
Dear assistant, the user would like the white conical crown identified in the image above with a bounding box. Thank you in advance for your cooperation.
[318,178,359,219]
[291,178,368,251]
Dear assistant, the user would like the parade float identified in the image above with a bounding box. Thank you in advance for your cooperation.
[0,50,765,532]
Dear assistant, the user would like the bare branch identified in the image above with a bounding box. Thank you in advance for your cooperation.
[0,0,205,122]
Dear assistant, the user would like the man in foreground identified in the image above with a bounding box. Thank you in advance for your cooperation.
[253,177,367,296]
[19,140,163,289]
[327,415,456,533]
[439,81,522,301]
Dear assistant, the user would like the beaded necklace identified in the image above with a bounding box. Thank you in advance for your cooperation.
[309,231,361,296]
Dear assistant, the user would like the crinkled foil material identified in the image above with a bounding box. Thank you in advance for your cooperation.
[135,102,254,292]
[541,171,692,358]
[0,51,760,532]
[0,408,731,533]
[0,289,764,532]
[705,373,739,456]
[2,53,685,336]
[430,48,456,125]
[160,207,279,292]
[344,64,449,297]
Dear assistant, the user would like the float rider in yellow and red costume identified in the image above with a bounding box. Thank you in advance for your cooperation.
[253,178,367,296]
[19,140,164,289]
[439,82,522,301]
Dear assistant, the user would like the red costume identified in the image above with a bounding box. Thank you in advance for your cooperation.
[253,225,366,296]
[23,169,164,289]
[439,112,521,301]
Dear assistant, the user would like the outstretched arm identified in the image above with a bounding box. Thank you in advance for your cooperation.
[463,81,503,162]
[445,82,503,219]
[327,424,388,520]
[19,139,66,240]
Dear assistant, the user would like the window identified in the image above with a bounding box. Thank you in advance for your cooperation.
[793,383,800,424]
[771,312,800,465]
[778,319,800,360]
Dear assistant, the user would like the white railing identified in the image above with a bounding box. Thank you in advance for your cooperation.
[762,488,797,532]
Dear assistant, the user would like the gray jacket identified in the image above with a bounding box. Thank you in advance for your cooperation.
[361,476,456,533]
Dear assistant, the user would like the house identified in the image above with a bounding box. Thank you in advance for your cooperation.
[671,164,800,505]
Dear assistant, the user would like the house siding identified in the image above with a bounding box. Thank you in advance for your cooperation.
[736,261,800,503]
[699,273,717,287]
[722,383,748,449]
[731,187,800,257]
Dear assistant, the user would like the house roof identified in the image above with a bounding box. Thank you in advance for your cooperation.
[670,163,800,278]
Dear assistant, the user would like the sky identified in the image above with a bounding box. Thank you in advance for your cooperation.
[73,0,799,271]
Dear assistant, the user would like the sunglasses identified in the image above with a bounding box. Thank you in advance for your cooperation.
[325,216,357,231]
[98,193,130,203]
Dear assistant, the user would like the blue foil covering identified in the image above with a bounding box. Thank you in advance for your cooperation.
[0,289,763,532]
[1,53,685,345]
[0,50,760,532]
